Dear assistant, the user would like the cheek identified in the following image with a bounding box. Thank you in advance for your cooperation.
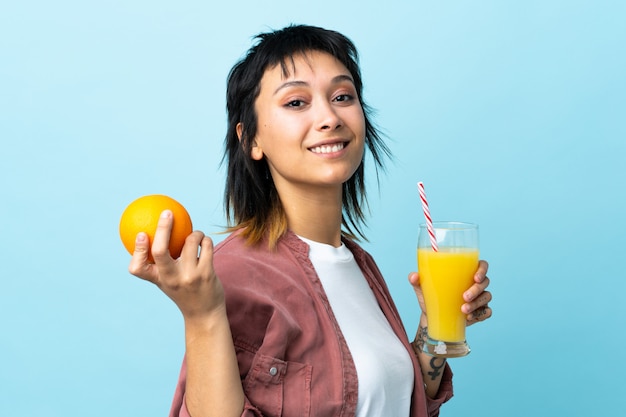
[351,107,367,139]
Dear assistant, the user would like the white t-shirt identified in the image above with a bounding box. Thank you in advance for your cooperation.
[300,236,414,417]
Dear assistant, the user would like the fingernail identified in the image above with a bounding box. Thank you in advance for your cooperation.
[160,210,171,219]
[136,232,147,243]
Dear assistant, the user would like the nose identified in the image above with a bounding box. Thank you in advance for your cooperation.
[316,101,343,131]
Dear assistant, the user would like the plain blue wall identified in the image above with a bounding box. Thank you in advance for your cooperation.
[2,1,624,415]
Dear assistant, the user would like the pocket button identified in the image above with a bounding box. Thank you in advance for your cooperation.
[269,366,278,376]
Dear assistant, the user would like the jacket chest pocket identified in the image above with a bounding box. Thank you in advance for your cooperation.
[243,353,312,417]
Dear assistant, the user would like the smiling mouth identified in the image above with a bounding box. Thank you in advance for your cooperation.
[309,142,347,154]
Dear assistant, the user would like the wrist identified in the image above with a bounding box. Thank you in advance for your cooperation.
[411,323,428,355]
[184,305,229,339]
[419,312,428,327]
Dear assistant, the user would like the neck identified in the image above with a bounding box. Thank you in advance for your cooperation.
[277,184,344,247]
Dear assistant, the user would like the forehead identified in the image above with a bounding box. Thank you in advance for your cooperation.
[260,51,352,86]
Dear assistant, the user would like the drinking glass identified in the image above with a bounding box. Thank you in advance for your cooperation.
[417,222,479,358]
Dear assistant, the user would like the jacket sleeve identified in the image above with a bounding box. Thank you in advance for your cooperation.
[169,357,264,417]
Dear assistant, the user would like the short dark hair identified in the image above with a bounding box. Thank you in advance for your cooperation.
[223,24,390,247]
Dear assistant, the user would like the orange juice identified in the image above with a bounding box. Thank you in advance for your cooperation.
[417,247,479,342]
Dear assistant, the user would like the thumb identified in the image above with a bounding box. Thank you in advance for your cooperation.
[408,271,421,289]
[132,232,151,261]
[128,232,156,281]
[408,271,427,312]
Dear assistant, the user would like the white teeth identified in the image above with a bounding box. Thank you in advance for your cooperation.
[310,143,345,154]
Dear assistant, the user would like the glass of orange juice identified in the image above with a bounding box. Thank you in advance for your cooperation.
[417,222,479,358]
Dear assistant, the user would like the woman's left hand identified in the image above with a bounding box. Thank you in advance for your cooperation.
[408,260,493,326]
[462,260,492,326]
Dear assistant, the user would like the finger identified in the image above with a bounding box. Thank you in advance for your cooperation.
[128,232,156,281]
[179,231,211,271]
[407,272,427,313]
[407,272,424,299]
[473,260,489,283]
[196,235,214,270]
[151,210,174,264]
[462,290,493,314]
[463,277,490,303]
[181,230,205,258]
[407,271,420,287]
[467,306,493,325]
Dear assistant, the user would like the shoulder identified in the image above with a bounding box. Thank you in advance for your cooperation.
[214,230,303,265]
[342,237,388,286]
[214,231,319,348]
[342,238,376,266]
[213,230,311,287]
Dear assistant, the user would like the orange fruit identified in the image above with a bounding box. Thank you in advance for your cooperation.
[119,195,193,262]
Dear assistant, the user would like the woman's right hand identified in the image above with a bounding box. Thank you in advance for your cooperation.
[128,209,225,320]
[129,210,245,416]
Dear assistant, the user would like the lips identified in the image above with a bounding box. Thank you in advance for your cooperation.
[309,142,347,154]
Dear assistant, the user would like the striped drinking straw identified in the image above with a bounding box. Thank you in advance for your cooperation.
[417,182,438,252]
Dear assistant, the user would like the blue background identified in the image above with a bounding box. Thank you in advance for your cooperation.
[2,1,624,415]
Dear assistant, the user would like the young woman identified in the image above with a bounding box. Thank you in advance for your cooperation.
[129,24,492,417]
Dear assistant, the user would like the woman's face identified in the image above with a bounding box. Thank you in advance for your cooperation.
[247,50,366,196]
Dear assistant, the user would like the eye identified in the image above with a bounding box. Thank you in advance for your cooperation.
[285,99,306,108]
[334,94,355,103]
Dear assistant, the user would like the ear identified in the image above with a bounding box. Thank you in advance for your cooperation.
[250,143,264,161]
[237,122,264,160]
[236,123,244,141]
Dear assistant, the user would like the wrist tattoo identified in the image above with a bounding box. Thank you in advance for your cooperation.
[427,357,446,381]
[412,325,428,354]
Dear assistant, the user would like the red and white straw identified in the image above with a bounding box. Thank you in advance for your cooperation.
[417,182,438,252]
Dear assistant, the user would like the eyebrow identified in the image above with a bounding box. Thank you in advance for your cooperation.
[273,74,355,95]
